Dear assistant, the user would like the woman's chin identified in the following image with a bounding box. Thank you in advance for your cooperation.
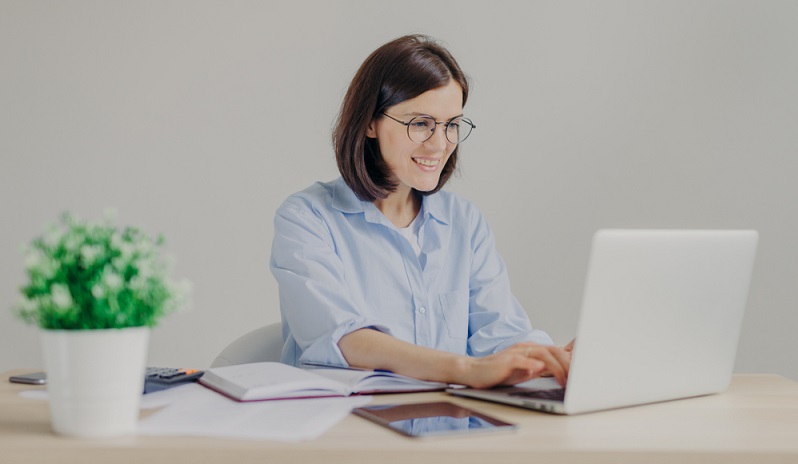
[413,183,439,193]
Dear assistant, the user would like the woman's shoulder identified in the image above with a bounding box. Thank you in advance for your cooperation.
[277,177,368,226]
[278,178,339,212]
[426,188,484,223]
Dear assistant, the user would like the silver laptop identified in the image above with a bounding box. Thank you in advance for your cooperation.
[449,229,759,414]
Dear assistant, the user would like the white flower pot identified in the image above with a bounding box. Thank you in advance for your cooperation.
[40,327,149,438]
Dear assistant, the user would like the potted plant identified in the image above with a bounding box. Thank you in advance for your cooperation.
[13,211,191,438]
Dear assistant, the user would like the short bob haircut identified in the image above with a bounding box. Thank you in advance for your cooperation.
[333,34,470,202]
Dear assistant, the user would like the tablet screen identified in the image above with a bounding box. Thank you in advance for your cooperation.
[353,401,517,438]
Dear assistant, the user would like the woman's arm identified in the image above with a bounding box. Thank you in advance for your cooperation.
[271,197,388,367]
[339,328,570,388]
[462,203,555,356]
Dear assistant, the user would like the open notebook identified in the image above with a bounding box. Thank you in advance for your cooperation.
[199,362,447,401]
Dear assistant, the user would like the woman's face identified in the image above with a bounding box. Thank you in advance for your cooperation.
[367,80,463,196]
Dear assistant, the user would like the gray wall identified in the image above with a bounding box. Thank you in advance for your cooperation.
[2,1,796,380]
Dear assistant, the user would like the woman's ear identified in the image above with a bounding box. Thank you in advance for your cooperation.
[366,119,378,139]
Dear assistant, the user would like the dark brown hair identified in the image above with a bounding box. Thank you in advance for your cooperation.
[333,34,470,202]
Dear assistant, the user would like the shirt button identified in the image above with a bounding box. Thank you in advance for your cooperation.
[418,307,426,314]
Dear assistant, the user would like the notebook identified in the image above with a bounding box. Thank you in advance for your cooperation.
[448,229,758,414]
[199,362,448,401]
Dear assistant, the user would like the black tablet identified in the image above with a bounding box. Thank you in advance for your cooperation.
[353,401,517,438]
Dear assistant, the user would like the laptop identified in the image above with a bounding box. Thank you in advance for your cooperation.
[448,229,759,414]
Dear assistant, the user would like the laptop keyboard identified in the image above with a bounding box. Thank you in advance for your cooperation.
[506,388,566,401]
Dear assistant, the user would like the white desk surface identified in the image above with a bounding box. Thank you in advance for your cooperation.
[3,370,798,464]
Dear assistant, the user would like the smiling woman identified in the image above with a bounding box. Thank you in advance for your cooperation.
[368,81,467,207]
[269,34,572,389]
[333,34,471,205]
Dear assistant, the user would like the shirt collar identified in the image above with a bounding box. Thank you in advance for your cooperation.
[331,176,451,225]
[331,177,365,214]
[420,189,450,226]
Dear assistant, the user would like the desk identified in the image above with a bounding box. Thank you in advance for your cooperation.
[3,370,798,464]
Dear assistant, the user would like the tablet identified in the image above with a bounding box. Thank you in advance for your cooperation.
[352,401,517,438]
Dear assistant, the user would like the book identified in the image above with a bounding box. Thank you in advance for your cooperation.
[198,362,448,402]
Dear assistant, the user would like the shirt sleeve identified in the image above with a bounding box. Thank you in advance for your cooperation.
[465,205,554,356]
[270,198,389,367]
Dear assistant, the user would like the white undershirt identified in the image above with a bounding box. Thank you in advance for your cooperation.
[397,214,422,257]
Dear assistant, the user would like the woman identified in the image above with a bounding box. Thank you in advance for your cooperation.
[270,34,571,388]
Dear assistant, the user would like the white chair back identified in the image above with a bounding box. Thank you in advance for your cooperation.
[210,322,283,367]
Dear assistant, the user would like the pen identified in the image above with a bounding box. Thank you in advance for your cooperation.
[300,362,393,374]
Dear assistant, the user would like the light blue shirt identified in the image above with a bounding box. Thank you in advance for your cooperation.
[270,177,553,367]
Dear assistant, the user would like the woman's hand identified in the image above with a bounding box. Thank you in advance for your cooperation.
[536,339,575,383]
[340,329,572,390]
[457,342,571,389]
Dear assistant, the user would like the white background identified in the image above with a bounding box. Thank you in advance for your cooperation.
[2,1,796,379]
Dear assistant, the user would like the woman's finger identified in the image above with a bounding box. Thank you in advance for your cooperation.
[525,346,568,386]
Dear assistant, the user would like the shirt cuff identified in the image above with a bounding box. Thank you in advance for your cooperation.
[298,319,391,368]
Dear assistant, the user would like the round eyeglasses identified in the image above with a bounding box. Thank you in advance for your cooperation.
[381,112,476,145]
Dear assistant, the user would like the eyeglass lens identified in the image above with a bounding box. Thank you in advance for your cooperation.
[407,116,474,145]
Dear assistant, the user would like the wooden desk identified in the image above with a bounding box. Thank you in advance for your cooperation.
[3,370,798,464]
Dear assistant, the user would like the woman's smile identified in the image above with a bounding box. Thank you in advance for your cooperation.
[412,157,441,169]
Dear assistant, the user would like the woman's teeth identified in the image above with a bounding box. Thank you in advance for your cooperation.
[414,158,438,167]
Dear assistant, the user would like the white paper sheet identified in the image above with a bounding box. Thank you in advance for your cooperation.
[18,384,194,410]
[137,383,372,441]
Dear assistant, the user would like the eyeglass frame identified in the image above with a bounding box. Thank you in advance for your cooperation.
[380,112,476,145]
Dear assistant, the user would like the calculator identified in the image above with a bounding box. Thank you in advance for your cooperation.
[144,367,204,394]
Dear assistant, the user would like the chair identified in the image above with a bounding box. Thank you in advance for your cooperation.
[210,322,284,367]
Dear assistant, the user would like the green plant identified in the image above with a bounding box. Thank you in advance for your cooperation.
[14,211,191,330]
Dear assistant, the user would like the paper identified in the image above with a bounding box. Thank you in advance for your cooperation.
[139,382,198,409]
[18,385,191,410]
[138,383,371,441]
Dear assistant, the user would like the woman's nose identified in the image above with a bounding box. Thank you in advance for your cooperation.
[425,125,450,151]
